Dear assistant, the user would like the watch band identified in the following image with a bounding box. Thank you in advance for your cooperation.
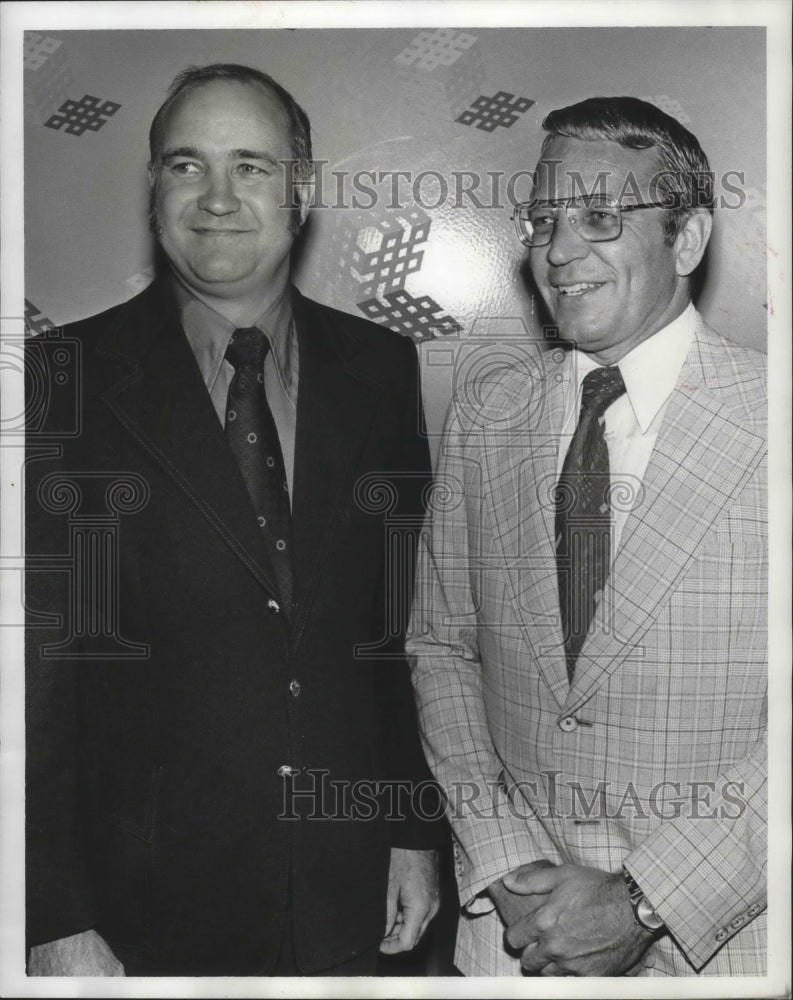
[622,867,666,933]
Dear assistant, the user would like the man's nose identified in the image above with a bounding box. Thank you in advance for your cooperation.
[197,170,241,215]
[545,210,590,266]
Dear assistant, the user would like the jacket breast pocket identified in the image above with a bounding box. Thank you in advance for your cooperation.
[681,528,766,597]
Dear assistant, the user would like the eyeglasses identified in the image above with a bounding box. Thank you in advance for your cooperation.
[512,195,674,247]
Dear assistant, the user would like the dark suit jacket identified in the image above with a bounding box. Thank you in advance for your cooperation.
[25,279,440,974]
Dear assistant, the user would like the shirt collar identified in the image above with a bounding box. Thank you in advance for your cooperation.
[172,276,298,405]
[566,302,697,432]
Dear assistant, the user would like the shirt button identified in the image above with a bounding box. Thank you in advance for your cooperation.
[558,716,578,732]
[267,598,280,614]
[277,765,296,778]
[289,679,301,697]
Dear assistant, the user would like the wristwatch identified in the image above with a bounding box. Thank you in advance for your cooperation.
[622,867,666,933]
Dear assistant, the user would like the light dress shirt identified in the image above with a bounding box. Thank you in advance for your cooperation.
[557,302,697,556]
[172,278,299,500]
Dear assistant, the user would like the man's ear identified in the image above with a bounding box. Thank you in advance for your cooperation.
[294,169,314,227]
[147,161,163,237]
[674,209,712,277]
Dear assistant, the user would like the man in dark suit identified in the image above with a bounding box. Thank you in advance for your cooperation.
[26,63,441,976]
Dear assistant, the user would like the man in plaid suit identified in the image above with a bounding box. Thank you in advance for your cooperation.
[407,97,766,976]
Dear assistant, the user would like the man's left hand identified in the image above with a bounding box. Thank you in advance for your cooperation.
[501,863,657,976]
[379,848,440,954]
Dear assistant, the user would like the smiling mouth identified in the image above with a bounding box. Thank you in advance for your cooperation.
[554,281,605,297]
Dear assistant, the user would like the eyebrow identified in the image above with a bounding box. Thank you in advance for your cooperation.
[532,195,617,207]
[160,146,281,167]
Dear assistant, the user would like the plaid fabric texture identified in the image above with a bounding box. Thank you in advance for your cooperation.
[408,321,767,977]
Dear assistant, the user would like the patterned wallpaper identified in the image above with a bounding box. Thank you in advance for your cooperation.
[23,27,767,444]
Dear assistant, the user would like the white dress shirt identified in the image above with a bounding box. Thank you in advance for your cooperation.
[557,303,697,556]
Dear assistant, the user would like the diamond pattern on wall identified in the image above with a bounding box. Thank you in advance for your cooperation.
[330,206,431,301]
[24,32,63,71]
[394,28,485,121]
[44,94,121,136]
[25,299,56,337]
[456,91,534,131]
[357,290,462,342]
[396,27,478,71]
[125,266,155,300]
[24,31,73,125]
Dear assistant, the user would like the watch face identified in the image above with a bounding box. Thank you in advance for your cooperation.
[636,897,665,932]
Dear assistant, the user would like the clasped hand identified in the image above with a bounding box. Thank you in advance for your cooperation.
[496,862,656,976]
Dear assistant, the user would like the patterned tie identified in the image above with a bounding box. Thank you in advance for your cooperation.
[225,327,292,609]
[555,366,626,683]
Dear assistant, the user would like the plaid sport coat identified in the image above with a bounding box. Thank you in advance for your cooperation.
[408,318,767,976]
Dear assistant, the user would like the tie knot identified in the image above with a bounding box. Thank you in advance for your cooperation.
[225,327,271,371]
[580,366,626,419]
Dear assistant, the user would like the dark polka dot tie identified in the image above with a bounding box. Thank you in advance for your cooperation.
[555,366,626,683]
[225,327,292,610]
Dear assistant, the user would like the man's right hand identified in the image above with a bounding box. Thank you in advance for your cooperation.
[27,929,125,976]
[487,859,556,927]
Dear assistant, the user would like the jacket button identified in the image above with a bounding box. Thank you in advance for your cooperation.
[267,599,280,614]
[747,902,762,917]
[715,929,728,942]
[558,716,578,732]
[730,915,745,930]
[289,679,301,697]
[277,765,296,777]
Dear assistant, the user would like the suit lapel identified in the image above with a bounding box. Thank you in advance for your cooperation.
[288,292,387,649]
[96,280,282,599]
[565,326,766,714]
[482,346,570,707]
